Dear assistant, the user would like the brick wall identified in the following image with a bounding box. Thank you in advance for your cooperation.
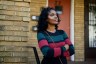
[74,0,84,61]
[0,0,84,64]
[29,0,46,62]
[0,0,31,64]
[0,0,85,63]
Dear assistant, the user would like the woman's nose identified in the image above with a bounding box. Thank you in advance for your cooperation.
[54,15,58,19]
[55,17,58,21]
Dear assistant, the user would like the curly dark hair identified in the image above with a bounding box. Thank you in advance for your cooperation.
[37,7,60,32]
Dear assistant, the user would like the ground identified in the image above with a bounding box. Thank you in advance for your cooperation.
[68,61,96,64]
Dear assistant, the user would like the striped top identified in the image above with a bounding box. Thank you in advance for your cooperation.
[37,30,75,58]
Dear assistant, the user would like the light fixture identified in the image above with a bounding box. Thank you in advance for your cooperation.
[55,0,63,14]
[31,16,39,21]
[32,26,38,31]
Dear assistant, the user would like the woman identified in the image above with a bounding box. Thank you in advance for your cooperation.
[37,7,75,64]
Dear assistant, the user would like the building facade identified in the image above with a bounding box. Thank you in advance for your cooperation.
[0,0,96,64]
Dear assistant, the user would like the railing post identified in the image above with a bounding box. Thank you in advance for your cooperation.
[32,47,40,64]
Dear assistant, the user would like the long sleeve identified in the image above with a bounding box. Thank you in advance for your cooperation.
[37,32,67,58]
[63,31,75,56]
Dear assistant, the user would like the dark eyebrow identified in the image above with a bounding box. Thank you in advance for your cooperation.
[49,12,57,15]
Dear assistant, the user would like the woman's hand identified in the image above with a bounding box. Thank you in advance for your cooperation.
[64,44,69,50]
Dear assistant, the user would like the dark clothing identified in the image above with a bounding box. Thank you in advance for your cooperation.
[41,56,67,64]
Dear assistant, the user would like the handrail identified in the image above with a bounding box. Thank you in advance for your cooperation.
[26,46,40,64]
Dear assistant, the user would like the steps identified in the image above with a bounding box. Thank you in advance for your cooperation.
[68,61,96,64]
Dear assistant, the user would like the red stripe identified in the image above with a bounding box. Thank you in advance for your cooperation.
[49,42,66,48]
[54,48,61,57]
[38,40,49,48]
[49,43,56,48]
[65,39,72,45]
[63,51,70,57]
[56,42,66,47]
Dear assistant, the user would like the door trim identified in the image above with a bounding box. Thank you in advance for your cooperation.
[70,0,75,61]
[46,0,48,7]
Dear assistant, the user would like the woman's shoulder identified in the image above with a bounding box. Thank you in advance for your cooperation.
[37,31,46,39]
[37,31,48,36]
[37,31,45,33]
[57,29,65,33]
[57,30,68,36]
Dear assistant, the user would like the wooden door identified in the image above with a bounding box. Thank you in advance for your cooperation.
[84,0,96,61]
[48,0,71,37]
[48,0,71,60]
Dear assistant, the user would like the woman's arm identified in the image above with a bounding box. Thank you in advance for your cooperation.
[63,30,75,56]
[37,32,67,58]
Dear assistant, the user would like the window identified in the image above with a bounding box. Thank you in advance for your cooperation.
[89,3,96,47]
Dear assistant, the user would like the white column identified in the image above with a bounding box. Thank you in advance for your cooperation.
[70,0,75,61]
[46,0,48,7]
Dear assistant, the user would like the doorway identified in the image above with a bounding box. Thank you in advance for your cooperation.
[84,0,96,61]
[48,0,71,60]
[48,0,71,37]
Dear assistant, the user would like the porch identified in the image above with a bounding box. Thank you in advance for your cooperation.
[68,61,96,64]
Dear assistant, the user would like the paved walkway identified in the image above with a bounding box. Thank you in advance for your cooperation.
[68,61,96,64]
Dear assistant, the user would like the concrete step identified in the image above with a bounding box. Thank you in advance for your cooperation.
[68,61,96,64]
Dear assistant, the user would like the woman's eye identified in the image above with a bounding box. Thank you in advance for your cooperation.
[50,14,55,16]
[50,14,54,16]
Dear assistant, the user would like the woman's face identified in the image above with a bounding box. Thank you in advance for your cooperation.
[47,10,59,25]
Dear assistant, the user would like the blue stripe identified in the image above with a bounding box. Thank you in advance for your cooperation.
[41,46,50,56]
[37,32,45,40]
[46,35,64,42]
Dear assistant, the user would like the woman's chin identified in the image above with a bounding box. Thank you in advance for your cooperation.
[49,21,59,25]
[53,22,59,25]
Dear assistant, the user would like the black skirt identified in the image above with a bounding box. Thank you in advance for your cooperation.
[41,56,67,64]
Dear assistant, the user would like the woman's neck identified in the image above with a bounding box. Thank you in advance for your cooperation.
[47,24,56,33]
